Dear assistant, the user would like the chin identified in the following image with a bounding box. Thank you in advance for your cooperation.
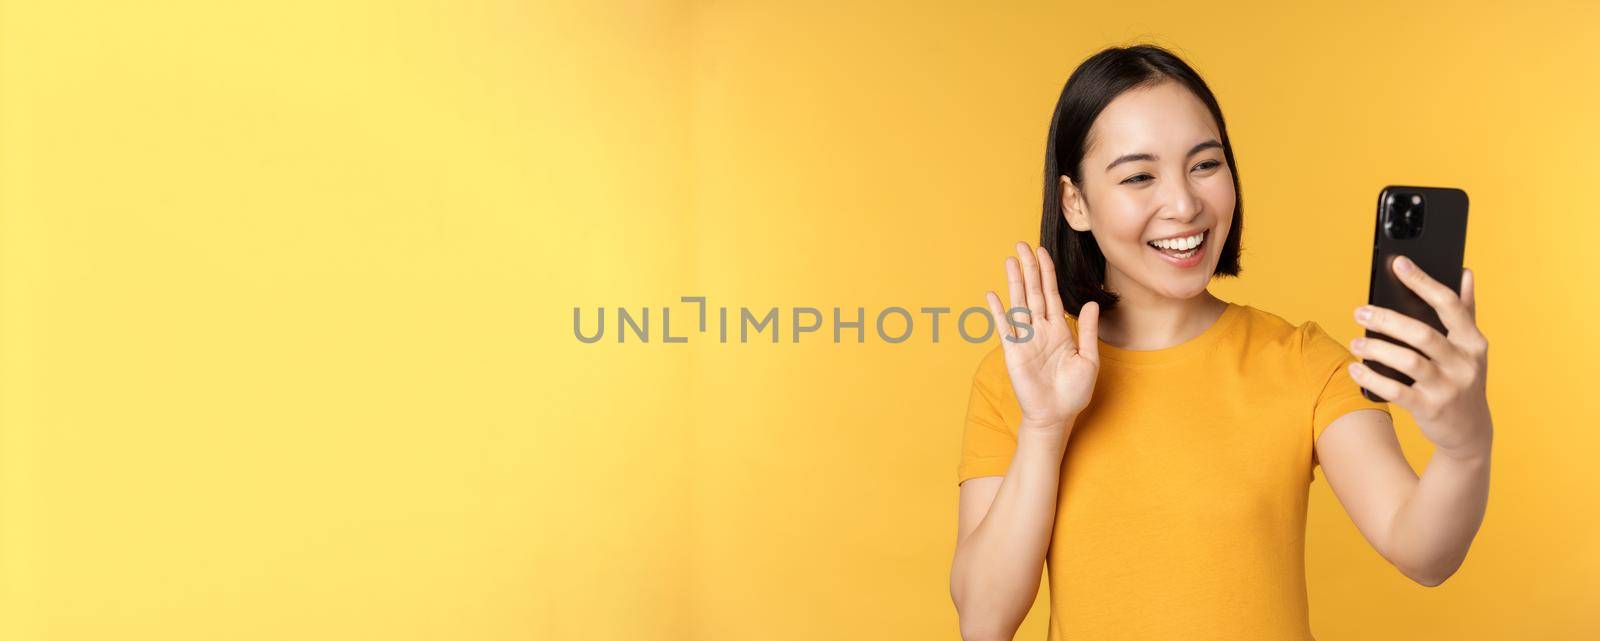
[1156,278,1212,301]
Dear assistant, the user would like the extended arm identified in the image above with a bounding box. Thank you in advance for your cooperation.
[1320,258,1494,586]
[1315,409,1491,586]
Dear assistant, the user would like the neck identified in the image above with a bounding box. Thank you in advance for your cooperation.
[1096,274,1228,351]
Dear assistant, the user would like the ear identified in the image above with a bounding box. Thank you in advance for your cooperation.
[1059,175,1090,232]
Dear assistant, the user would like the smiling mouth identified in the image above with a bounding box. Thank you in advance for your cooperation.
[1147,229,1207,259]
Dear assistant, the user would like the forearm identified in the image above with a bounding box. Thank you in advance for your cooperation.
[1385,427,1493,586]
[951,422,1070,641]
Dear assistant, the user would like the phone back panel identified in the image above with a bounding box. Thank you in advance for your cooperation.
[1362,185,1469,403]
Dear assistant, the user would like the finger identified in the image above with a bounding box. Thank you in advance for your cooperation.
[1037,246,1066,322]
[1392,255,1475,338]
[1347,360,1417,407]
[1076,300,1100,366]
[985,291,1015,342]
[1355,304,1460,365]
[1016,242,1048,322]
[1005,256,1029,327]
[1453,268,1489,357]
[1350,335,1439,383]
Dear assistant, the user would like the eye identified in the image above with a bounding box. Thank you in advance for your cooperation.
[1120,173,1153,185]
[1192,159,1222,172]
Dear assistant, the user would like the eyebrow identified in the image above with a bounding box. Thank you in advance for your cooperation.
[1104,139,1224,172]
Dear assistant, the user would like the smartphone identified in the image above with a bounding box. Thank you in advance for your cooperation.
[1360,185,1469,403]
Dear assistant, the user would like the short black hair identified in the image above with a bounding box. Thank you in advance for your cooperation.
[1040,44,1243,316]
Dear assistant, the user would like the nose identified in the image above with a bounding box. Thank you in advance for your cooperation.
[1157,174,1203,223]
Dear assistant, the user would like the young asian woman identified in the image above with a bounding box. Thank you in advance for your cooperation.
[948,45,1492,641]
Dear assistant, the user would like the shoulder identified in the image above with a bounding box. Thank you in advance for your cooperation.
[968,345,1022,411]
[1226,303,1309,353]
[1228,303,1338,346]
[964,345,1021,427]
[972,344,1009,389]
[1228,303,1358,383]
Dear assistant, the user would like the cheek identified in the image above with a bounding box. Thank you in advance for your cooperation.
[1091,190,1155,245]
[1199,172,1237,220]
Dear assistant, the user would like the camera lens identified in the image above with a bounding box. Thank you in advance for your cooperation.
[1384,192,1426,240]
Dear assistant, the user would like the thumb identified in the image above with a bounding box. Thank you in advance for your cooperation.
[1076,301,1100,365]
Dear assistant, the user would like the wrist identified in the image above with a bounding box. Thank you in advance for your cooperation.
[1018,416,1076,449]
[1019,415,1074,432]
[1436,424,1493,464]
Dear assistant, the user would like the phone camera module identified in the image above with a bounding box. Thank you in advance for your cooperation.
[1384,192,1426,240]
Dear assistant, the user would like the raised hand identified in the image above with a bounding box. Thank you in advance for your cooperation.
[1348,256,1492,458]
[983,242,1102,438]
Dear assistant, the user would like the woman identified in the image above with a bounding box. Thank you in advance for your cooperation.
[947,45,1493,641]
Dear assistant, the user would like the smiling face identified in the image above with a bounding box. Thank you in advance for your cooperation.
[1059,80,1236,304]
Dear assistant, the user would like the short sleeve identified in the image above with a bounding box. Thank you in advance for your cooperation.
[957,346,1020,484]
[1300,321,1392,466]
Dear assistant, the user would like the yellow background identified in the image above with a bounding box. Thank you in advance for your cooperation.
[2,1,1596,639]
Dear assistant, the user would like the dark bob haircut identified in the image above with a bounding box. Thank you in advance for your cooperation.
[1040,44,1243,316]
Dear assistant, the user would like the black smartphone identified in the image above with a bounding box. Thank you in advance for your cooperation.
[1361,185,1469,403]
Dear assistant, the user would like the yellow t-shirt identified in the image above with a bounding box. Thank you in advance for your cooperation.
[957,301,1390,640]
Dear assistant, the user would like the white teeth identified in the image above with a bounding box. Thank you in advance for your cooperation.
[1149,230,1205,250]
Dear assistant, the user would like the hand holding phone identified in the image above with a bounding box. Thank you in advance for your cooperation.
[1356,186,1469,403]
[1347,185,1493,457]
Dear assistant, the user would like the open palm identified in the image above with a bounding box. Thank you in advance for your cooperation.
[983,242,1102,434]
